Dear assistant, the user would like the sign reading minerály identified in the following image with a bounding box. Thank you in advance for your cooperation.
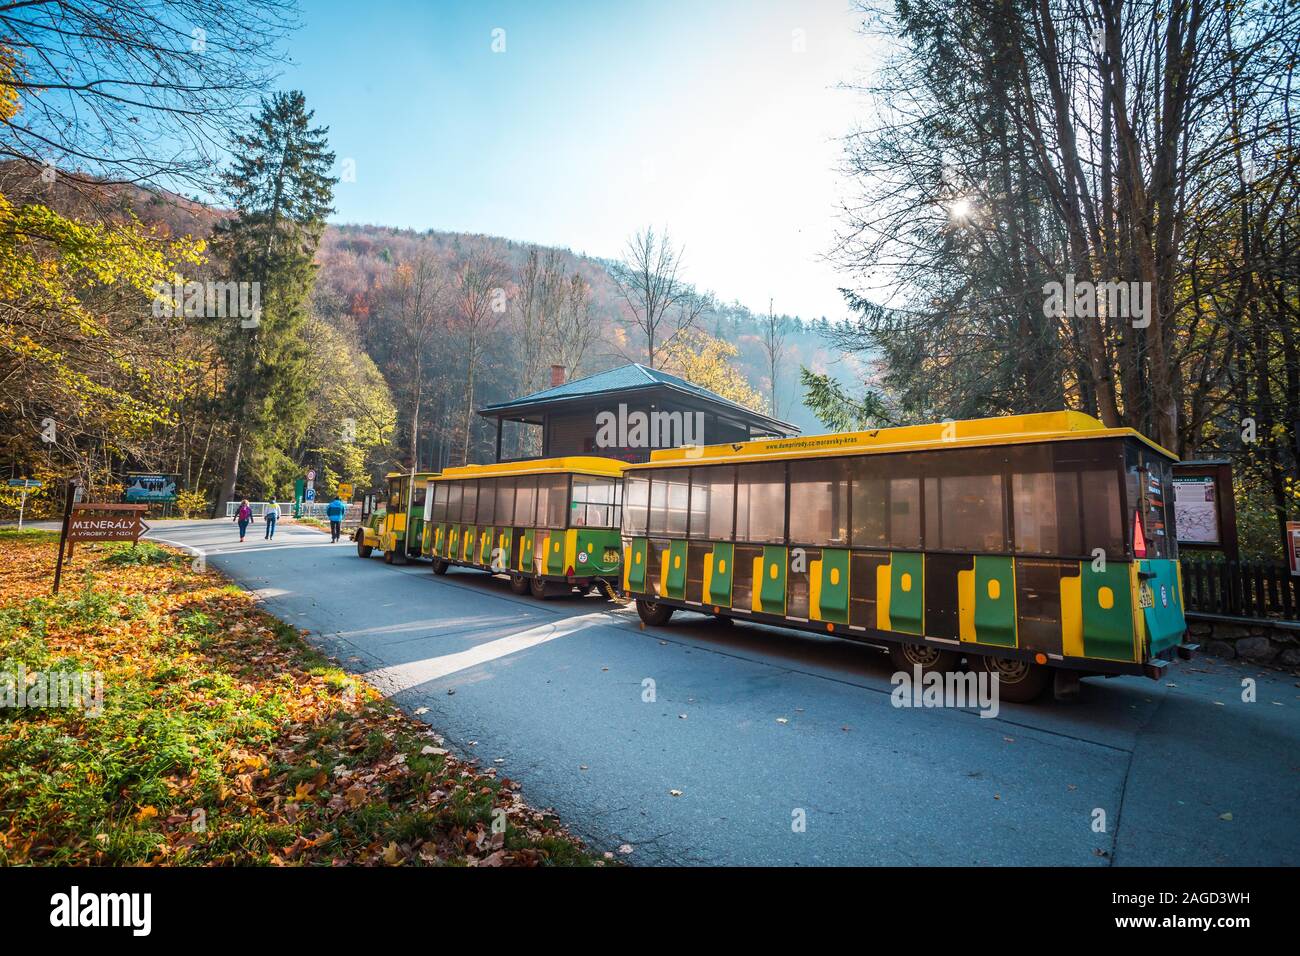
[53,495,150,593]
[68,505,149,543]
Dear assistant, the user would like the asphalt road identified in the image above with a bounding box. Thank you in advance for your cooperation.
[144,518,1300,866]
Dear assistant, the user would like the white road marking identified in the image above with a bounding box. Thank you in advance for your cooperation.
[361,609,624,693]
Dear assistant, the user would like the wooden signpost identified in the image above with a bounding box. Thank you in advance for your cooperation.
[52,480,149,594]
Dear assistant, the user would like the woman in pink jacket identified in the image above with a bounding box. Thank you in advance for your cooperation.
[234,499,253,542]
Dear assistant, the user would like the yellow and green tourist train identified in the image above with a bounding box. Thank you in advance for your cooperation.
[423,457,626,598]
[618,411,1190,702]
[352,412,1191,702]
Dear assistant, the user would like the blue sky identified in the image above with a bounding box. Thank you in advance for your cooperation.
[281,0,878,320]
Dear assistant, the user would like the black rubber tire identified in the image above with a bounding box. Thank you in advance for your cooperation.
[382,549,393,564]
[888,642,961,675]
[529,575,552,600]
[636,598,675,626]
[390,545,407,566]
[968,653,1051,703]
[509,574,529,595]
[356,539,373,559]
[431,558,449,575]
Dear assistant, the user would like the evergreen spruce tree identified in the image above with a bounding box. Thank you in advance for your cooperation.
[213,91,336,512]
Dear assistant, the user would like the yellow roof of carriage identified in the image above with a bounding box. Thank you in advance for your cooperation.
[627,411,1177,469]
[431,456,628,481]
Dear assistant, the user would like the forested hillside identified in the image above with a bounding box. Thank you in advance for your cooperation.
[2,158,860,518]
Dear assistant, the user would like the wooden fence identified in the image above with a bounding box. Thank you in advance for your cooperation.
[1181,559,1299,620]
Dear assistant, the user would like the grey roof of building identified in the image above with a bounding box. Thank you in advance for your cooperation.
[478,363,798,436]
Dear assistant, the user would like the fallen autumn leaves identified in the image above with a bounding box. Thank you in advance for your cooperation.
[0,529,602,866]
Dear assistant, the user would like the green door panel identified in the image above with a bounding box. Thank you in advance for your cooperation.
[626,538,649,593]
[758,546,787,615]
[665,539,688,599]
[972,555,1017,647]
[521,529,535,572]
[544,531,565,575]
[707,542,734,607]
[1140,558,1186,657]
[889,552,924,635]
[815,549,851,624]
[1081,561,1136,661]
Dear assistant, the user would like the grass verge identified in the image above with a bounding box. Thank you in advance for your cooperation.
[0,529,601,866]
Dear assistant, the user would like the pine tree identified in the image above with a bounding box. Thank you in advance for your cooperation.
[212,91,336,511]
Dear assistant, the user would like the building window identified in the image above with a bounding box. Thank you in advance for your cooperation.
[735,462,786,544]
[789,458,849,546]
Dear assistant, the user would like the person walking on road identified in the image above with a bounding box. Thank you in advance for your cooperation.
[234,499,252,542]
[326,494,346,543]
[264,499,281,540]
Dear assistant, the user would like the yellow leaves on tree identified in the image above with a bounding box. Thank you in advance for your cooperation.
[0,186,207,454]
[660,329,769,413]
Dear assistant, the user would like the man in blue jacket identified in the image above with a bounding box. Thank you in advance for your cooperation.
[325,494,347,543]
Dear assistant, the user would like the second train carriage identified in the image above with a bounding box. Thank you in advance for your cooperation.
[618,411,1191,702]
[424,457,626,597]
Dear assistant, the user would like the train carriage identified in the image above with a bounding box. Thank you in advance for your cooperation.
[620,411,1191,702]
[355,470,439,563]
[425,457,626,598]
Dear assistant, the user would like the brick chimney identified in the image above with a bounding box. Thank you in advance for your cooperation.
[550,364,565,387]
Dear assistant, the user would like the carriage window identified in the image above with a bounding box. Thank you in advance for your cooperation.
[1012,472,1082,555]
[735,462,786,543]
[689,466,734,540]
[431,482,449,523]
[648,470,688,536]
[926,473,1005,552]
[513,477,536,527]
[461,480,479,524]
[853,466,921,549]
[478,479,497,525]
[494,478,516,526]
[789,458,849,546]
[571,476,618,528]
[388,478,402,512]
[446,482,462,523]
[412,482,427,510]
[623,476,650,535]
[536,474,568,529]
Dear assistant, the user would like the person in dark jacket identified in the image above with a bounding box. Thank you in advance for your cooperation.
[325,495,346,543]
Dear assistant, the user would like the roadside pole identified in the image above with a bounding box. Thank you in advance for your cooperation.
[52,479,77,595]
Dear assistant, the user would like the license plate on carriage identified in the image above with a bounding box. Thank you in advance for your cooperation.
[603,548,620,564]
[1139,585,1154,609]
